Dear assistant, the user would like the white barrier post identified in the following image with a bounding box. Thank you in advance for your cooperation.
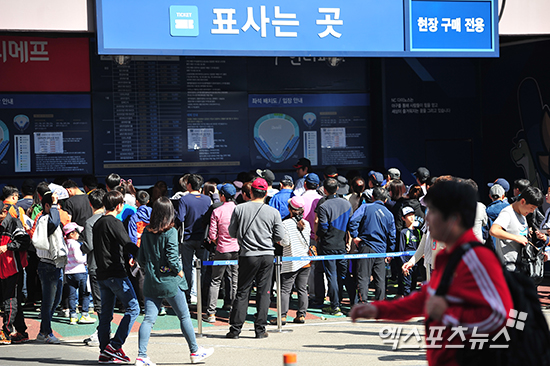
[195,258,205,337]
[269,256,292,333]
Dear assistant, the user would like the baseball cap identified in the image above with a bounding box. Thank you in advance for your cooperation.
[387,168,401,180]
[305,173,320,185]
[288,196,305,210]
[324,166,338,177]
[489,184,506,198]
[63,222,83,236]
[402,206,414,216]
[293,158,311,169]
[414,167,430,180]
[370,171,384,185]
[256,169,275,183]
[220,183,237,197]
[251,178,268,191]
[281,175,294,185]
[488,178,510,193]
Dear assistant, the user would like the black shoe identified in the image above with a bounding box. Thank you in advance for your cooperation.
[255,332,268,339]
[225,332,239,339]
[222,304,232,311]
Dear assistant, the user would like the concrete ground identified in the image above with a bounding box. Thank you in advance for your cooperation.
[2,277,550,366]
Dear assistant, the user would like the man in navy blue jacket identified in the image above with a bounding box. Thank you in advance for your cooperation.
[316,178,352,316]
[349,187,396,303]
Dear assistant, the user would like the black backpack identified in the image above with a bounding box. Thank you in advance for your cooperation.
[434,242,550,366]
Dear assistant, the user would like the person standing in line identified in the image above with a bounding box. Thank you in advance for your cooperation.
[292,158,312,197]
[316,178,352,316]
[62,180,93,228]
[203,184,239,323]
[81,188,106,347]
[301,173,324,308]
[33,193,65,344]
[226,178,286,339]
[175,174,212,304]
[0,191,31,345]
[136,197,214,366]
[63,222,96,325]
[93,190,139,364]
[126,190,153,314]
[269,175,294,219]
[271,196,311,325]
[348,187,396,303]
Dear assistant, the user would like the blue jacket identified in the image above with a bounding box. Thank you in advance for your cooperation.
[127,205,152,245]
[348,201,396,253]
[269,189,293,219]
[486,200,509,221]
[316,195,352,253]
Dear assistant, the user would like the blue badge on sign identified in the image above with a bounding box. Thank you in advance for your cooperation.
[170,6,199,37]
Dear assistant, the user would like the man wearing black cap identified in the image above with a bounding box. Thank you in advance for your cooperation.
[414,167,430,196]
[293,158,311,197]
[256,169,278,204]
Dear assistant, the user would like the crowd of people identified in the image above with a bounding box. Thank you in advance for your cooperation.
[1,158,549,365]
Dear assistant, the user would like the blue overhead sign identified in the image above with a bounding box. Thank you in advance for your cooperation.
[410,0,494,52]
[96,0,498,57]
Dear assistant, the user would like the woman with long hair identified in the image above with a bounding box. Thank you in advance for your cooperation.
[136,197,213,366]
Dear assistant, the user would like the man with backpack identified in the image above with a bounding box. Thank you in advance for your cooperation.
[351,180,514,365]
[489,186,545,272]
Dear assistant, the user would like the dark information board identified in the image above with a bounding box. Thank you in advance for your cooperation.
[92,56,249,175]
[0,94,92,176]
[249,93,370,170]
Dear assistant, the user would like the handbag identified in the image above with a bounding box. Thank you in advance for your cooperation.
[519,243,545,285]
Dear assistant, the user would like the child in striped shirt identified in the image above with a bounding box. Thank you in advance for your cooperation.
[63,222,96,325]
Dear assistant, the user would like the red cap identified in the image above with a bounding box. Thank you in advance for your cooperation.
[251,178,268,191]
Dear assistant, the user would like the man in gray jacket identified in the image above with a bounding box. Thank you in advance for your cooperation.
[226,178,286,339]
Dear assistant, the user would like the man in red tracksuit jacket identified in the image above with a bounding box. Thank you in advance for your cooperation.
[351,179,513,366]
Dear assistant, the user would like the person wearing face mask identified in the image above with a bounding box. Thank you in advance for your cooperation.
[270,196,311,325]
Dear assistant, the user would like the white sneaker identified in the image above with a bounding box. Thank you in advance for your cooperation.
[190,346,214,364]
[36,333,47,342]
[83,330,99,347]
[135,357,156,366]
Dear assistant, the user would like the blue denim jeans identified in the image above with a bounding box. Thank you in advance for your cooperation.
[323,258,348,309]
[138,288,198,357]
[66,272,90,317]
[180,239,208,302]
[37,261,63,335]
[98,277,139,351]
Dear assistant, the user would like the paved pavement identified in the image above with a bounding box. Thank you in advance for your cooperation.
[0,314,429,366]
[2,278,550,366]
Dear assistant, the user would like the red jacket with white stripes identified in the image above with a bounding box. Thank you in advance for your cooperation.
[374,229,513,366]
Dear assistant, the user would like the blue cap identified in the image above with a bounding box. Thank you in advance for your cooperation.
[220,183,237,197]
[305,173,320,185]
[370,171,384,184]
[488,178,510,193]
